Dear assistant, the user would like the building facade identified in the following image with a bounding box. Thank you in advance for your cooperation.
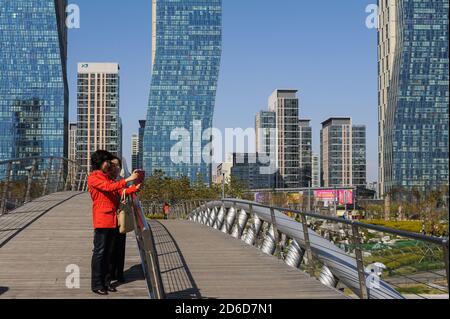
[299,119,312,187]
[215,162,233,185]
[320,118,366,188]
[231,153,275,190]
[312,153,320,188]
[0,0,68,173]
[76,63,122,172]
[131,134,139,172]
[138,120,146,170]
[144,0,222,184]
[268,90,300,188]
[378,0,449,196]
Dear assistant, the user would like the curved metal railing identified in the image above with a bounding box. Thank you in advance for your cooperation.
[0,156,88,215]
[177,199,449,299]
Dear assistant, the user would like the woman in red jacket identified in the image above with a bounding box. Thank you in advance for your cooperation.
[88,150,139,295]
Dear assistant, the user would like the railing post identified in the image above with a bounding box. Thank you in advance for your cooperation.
[351,223,368,299]
[270,208,281,258]
[57,158,65,192]
[300,214,315,277]
[24,159,37,204]
[42,157,53,197]
[77,170,84,191]
[82,171,88,191]
[0,161,12,215]
[244,204,262,246]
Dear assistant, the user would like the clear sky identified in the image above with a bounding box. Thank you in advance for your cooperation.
[68,0,379,182]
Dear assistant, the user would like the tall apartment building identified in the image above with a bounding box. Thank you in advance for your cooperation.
[76,63,122,172]
[378,0,449,196]
[131,134,139,172]
[320,118,366,188]
[299,119,312,187]
[268,90,300,188]
[312,153,320,188]
[0,0,68,176]
[144,0,222,184]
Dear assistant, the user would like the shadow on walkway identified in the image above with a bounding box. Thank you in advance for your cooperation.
[150,220,202,299]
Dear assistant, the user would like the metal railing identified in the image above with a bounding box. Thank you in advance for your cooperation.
[0,156,88,215]
[178,199,449,300]
[120,163,165,299]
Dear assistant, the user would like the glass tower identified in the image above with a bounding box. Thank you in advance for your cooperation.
[378,0,449,196]
[0,0,68,165]
[143,0,222,184]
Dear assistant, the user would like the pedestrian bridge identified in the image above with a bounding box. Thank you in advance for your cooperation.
[0,191,448,299]
[0,192,348,299]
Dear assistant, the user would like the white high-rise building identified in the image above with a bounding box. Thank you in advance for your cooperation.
[76,63,122,172]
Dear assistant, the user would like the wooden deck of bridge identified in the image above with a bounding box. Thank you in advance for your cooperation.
[0,192,148,299]
[151,220,346,299]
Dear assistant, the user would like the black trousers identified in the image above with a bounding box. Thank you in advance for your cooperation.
[110,228,126,281]
[91,228,116,291]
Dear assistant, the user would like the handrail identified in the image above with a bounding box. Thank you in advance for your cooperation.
[1,156,88,215]
[186,199,449,299]
[120,159,165,299]
[221,199,448,246]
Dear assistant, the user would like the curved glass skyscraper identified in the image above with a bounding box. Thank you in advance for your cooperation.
[378,0,449,196]
[0,0,68,162]
[144,0,222,184]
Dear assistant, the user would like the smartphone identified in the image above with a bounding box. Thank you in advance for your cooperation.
[135,170,146,184]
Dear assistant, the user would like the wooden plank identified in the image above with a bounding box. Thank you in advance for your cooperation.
[0,192,148,299]
[151,220,346,299]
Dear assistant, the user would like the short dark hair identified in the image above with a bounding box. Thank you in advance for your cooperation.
[111,156,122,169]
[91,150,114,171]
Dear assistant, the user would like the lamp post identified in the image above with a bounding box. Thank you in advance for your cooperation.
[221,172,225,199]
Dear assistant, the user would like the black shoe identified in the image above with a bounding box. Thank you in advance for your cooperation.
[92,288,108,296]
[116,276,125,283]
[106,286,117,292]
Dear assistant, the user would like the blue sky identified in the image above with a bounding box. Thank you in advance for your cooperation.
[68,0,378,182]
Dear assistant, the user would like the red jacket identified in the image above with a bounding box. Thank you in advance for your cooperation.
[87,170,138,229]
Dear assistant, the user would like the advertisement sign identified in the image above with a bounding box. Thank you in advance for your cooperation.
[314,189,354,206]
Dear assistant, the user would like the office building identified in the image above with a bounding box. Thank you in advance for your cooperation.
[320,118,366,188]
[378,0,449,196]
[231,153,275,190]
[76,63,122,172]
[144,0,222,184]
[299,119,312,187]
[0,0,68,176]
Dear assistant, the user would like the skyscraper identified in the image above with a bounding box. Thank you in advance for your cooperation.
[76,63,122,172]
[144,0,222,184]
[320,118,366,188]
[138,120,146,170]
[131,134,139,172]
[378,0,449,196]
[299,119,312,187]
[0,0,68,169]
[268,90,300,188]
[256,111,276,157]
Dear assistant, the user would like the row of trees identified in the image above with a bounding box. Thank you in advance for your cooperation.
[364,185,449,233]
[137,170,253,205]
